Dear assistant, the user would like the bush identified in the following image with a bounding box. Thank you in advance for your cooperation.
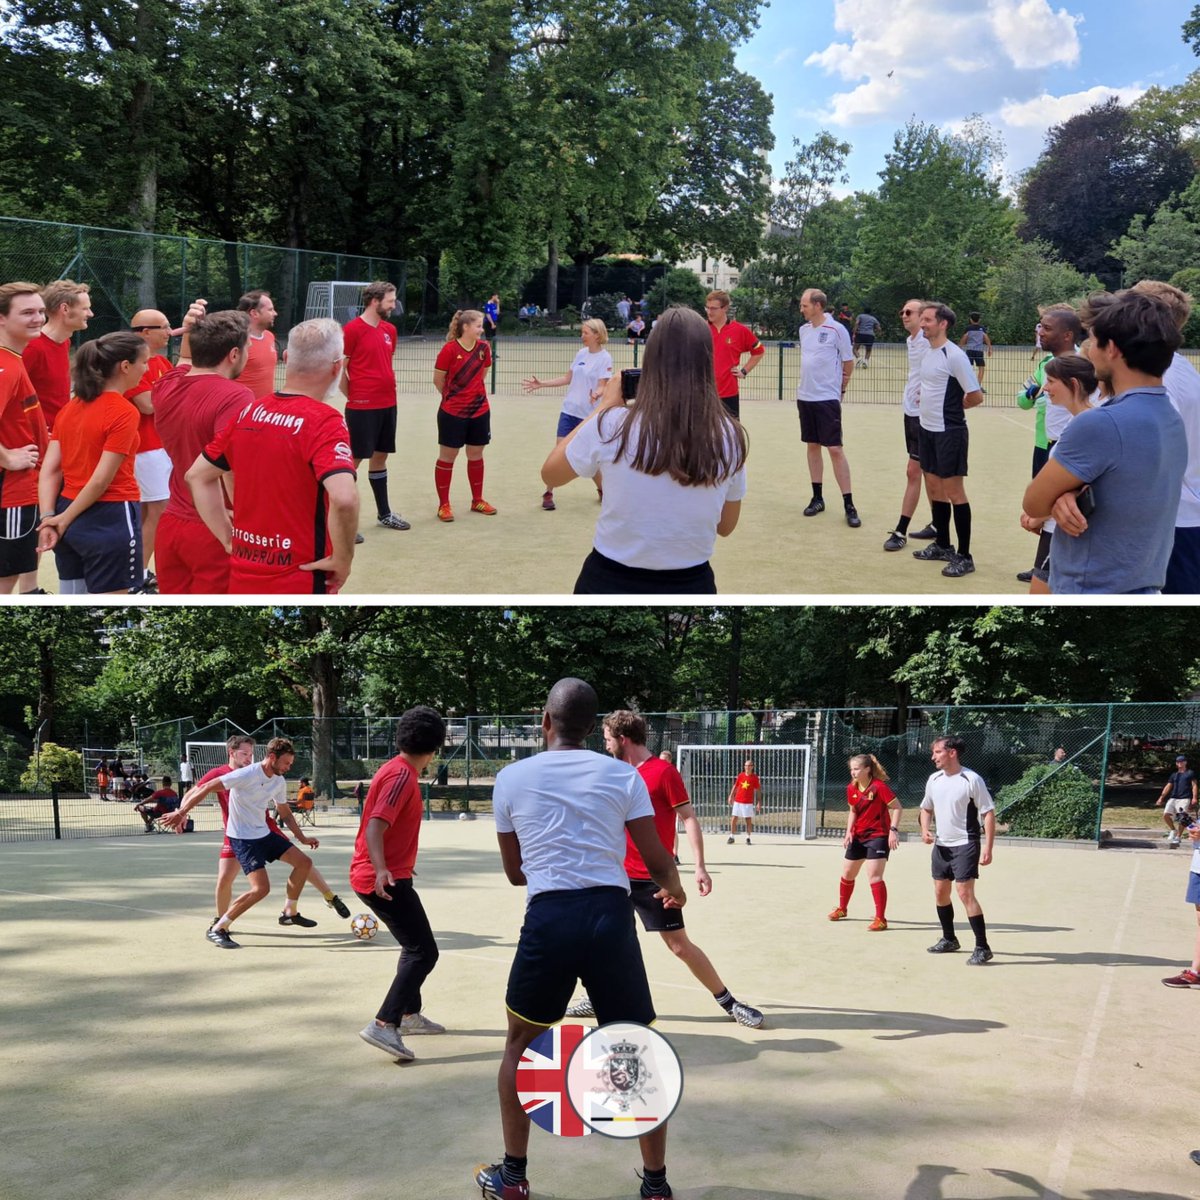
[19,742,84,791]
[997,762,1097,839]
[0,729,27,790]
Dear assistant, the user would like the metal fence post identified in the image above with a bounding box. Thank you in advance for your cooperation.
[1095,703,1115,842]
[777,342,784,401]
[491,340,498,393]
[52,783,61,840]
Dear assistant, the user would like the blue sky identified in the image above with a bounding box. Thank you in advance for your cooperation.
[736,0,1197,195]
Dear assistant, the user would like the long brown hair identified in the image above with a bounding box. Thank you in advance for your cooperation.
[72,332,146,402]
[599,305,747,487]
[1043,353,1097,403]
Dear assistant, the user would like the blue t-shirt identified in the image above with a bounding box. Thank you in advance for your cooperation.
[1049,387,1186,594]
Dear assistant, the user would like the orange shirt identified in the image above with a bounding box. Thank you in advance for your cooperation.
[54,391,141,502]
[238,330,278,399]
[0,347,48,508]
[124,354,173,453]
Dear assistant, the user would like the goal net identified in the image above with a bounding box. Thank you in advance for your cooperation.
[184,741,265,803]
[303,280,397,325]
[676,743,815,839]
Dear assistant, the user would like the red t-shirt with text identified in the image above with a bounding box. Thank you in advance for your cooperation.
[342,317,397,409]
[349,756,423,893]
[624,756,690,881]
[435,338,491,417]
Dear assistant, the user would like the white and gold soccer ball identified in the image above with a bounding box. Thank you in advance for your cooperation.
[351,912,379,940]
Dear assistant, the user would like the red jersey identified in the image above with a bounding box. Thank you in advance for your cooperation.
[54,391,140,501]
[342,316,397,409]
[624,756,690,881]
[238,330,278,399]
[0,348,48,508]
[710,319,764,399]
[153,366,253,523]
[846,778,897,841]
[22,332,71,429]
[731,772,761,804]
[435,338,491,417]
[124,354,173,453]
[349,756,422,892]
[203,392,355,594]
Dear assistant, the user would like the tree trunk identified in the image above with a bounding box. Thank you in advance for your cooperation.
[37,634,55,742]
[726,609,743,742]
[304,613,339,800]
[546,239,559,316]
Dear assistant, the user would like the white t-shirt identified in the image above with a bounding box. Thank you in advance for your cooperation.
[920,767,994,846]
[917,342,979,432]
[904,332,928,417]
[797,317,853,403]
[493,750,654,899]
[561,348,614,420]
[220,762,287,840]
[565,407,747,569]
[1164,352,1200,528]
[179,759,193,784]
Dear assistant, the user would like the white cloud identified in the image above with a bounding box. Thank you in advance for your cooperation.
[1000,84,1146,127]
[988,0,1081,69]
[773,47,799,67]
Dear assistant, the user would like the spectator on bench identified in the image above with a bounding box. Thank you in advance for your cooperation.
[136,776,180,831]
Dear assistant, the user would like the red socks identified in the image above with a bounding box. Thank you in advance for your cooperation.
[838,878,855,910]
[435,459,453,505]
[467,457,485,503]
[870,880,887,920]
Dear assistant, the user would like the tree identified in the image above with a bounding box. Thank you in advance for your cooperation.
[980,240,1097,345]
[1111,174,1200,288]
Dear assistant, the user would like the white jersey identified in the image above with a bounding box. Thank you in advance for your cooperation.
[492,749,654,899]
[797,316,853,404]
[220,762,287,840]
[904,332,928,417]
[918,341,979,432]
[920,767,994,847]
[179,759,193,784]
[1164,352,1200,528]
[561,348,614,420]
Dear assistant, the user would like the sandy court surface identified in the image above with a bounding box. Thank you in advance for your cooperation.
[2,818,1196,1200]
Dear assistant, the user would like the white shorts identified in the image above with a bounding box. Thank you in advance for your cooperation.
[135,448,172,502]
[731,802,756,819]
[1165,797,1194,818]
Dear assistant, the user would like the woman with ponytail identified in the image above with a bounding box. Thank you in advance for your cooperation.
[37,331,146,593]
[829,754,902,931]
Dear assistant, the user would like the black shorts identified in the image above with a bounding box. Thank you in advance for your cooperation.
[345,406,397,460]
[0,504,38,576]
[574,548,716,595]
[931,842,981,881]
[719,394,740,420]
[629,878,684,932]
[229,830,294,875]
[505,886,656,1027]
[845,836,890,861]
[918,426,969,479]
[903,413,921,461]
[52,498,142,593]
[797,399,843,447]
[965,350,985,366]
[855,334,875,347]
[437,407,491,449]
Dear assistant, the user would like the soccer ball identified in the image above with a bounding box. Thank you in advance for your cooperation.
[351,913,379,940]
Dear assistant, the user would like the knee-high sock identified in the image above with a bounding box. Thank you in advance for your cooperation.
[932,500,952,549]
[467,458,485,503]
[435,459,453,506]
[952,502,972,557]
[368,470,391,519]
[870,880,887,919]
[838,878,855,910]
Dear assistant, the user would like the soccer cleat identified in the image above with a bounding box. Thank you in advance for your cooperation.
[542,490,556,511]
[745,837,752,845]
[803,498,825,517]
[966,946,994,965]
[399,1011,446,1035]
[378,512,411,531]
[1162,969,1200,988]
[941,553,976,578]
[564,995,596,1018]
[354,532,365,544]
[729,1001,764,1028]
[845,506,862,528]
[909,523,937,540]
[883,531,907,551]
[437,503,455,522]
[868,917,888,931]
[279,911,318,927]
[726,835,734,844]
[827,907,847,921]
[474,1162,529,1200]
[470,499,498,515]
[1191,1150,1200,1166]
[927,937,961,954]
[913,542,954,561]
[359,1022,416,1061]
[328,894,351,919]
[1016,569,1034,583]
[206,925,239,949]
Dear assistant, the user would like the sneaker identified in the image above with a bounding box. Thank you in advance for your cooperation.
[913,542,954,562]
[1162,969,1200,988]
[845,506,862,528]
[474,1163,529,1200]
[1170,837,1181,848]
[541,490,555,511]
[637,1171,674,1199]
[827,907,847,921]
[355,532,365,544]
[399,1011,446,1035]
[359,1022,416,1061]
[564,995,596,1018]
[278,911,318,927]
[378,512,411,531]
[803,498,825,517]
[941,553,976,578]
[470,499,498,515]
[206,925,239,949]
[327,894,351,919]
[909,523,937,540]
[729,1001,764,1028]
[927,937,961,954]
[1191,1150,1200,1166]
[966,946,994,965]
[1166,830,1178,840]
[1016,569,1034,583]
[726,835,734,844]
[883,531,907,551]
[437,503,455,522]
[868,917,888,931]
[745,837,752,845]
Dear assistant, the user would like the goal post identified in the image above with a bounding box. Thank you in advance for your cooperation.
[303,280,402,325]
[676,743,815,839]
[183,741,266,802]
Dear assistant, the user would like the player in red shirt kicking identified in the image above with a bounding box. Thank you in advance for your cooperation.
[186,318,359,594]
[432,309,495,521]
[705,290,764,420]
[829,753,902,930]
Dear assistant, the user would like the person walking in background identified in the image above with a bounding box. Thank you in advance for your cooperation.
[958,312,992,385]
[1157,754,1198,848]
[852,307,882,367]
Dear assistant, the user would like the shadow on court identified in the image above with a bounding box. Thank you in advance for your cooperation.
[988,950,1177,968]
[903,1163,1193,1200]
[759,1005,1004,1041]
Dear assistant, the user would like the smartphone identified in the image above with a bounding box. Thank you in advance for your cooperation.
[1075,485,1096,518]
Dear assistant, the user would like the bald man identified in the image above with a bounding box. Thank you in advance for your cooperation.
[127,308,177,590]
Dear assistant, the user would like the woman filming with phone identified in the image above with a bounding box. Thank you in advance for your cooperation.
[541,305,748,594]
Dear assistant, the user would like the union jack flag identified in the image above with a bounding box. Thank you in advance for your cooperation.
[516,1022,590,1138]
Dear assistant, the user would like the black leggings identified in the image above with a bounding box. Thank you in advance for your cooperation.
[354,878,440,1023]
